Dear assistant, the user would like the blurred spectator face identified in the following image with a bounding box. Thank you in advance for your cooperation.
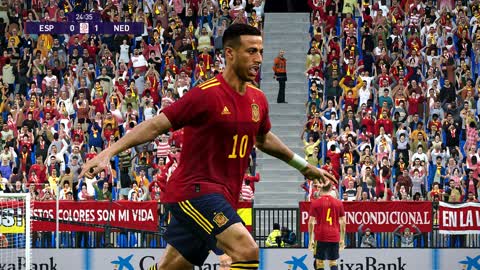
[348,181,354,189]
[71,157,78,166]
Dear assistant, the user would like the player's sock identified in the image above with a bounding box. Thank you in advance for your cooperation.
[315,260,325,270]
[329,260,338,270]
[230,260,259,269]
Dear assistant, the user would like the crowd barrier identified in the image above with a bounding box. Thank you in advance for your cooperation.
[0,248,478,270]
[1,201,479,248]
[255,201,480,248]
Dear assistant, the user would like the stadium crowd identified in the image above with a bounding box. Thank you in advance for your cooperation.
[300,0,480,248]
[1,0,479,250]
[303,0,480,204]
[0,0,264,249]
[0,0,264,205]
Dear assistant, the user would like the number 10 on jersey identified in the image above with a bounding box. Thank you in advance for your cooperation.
[228,135,248,158]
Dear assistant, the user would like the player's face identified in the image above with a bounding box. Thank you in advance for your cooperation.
[228,35,263,82]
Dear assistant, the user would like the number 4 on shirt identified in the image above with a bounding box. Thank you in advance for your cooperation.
[326,208,333,225]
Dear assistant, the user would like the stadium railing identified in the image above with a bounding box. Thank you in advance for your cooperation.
[253,204,480,249]
[2,201,477,249]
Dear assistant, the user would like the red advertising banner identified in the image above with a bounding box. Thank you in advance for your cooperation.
[31,201,159,232]
[438,202,480,235]
[300,201,433,233]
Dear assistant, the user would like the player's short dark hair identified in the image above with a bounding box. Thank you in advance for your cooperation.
[222,23,261,49]
[321,180,332,193]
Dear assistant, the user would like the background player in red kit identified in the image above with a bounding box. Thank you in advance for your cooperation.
[308,181,346,270]
[80,24,336,270]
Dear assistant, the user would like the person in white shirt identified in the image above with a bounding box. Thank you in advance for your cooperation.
[119,39,130,64]
[46,139,69,172]
[358,83,373,109]
[130,48,148,72]
[240,180,254,202]
[411,145,428,164]
[143,100,157,121]
[320,111,341,134]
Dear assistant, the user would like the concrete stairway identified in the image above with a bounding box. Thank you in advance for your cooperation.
[254,13,310,208]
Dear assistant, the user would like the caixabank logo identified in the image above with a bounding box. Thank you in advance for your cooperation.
[283,254,409,270]
[111,254,135,270]
[111,254,222,270]
[0,256,57,270]
[459,255,480,270]
[283,254,308,270]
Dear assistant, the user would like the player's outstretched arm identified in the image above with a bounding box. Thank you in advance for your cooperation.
[256,132,337,184]
[80,113,172,178]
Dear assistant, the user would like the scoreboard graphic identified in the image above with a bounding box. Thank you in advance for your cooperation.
[25,12,144,35]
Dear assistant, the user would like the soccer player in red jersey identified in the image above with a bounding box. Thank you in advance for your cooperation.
[80,24,336,270]
[308,181,346,270]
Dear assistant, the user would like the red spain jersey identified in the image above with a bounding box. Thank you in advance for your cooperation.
[309,195,345,242]
[161,74,271,208]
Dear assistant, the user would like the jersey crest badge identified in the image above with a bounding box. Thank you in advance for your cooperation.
[251,104,260,122]
[213,212,229,227]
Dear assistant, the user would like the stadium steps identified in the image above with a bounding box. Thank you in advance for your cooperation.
[254,12,310,208]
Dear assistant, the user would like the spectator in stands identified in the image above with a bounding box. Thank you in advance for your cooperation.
[0,233,8,248]
[78,183,94,201]
[93,180,112,201]
[240,179,254,202]
[427,183,444,201]
[444,179,464,202]
[344,180,357,201]
[466,192,478,202]
[59,181,72,200]
[10,179,25,193]
[358,224,376,248]
[393,224,422,248]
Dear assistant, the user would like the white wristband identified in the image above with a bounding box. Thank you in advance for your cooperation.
[288,153,308,171]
